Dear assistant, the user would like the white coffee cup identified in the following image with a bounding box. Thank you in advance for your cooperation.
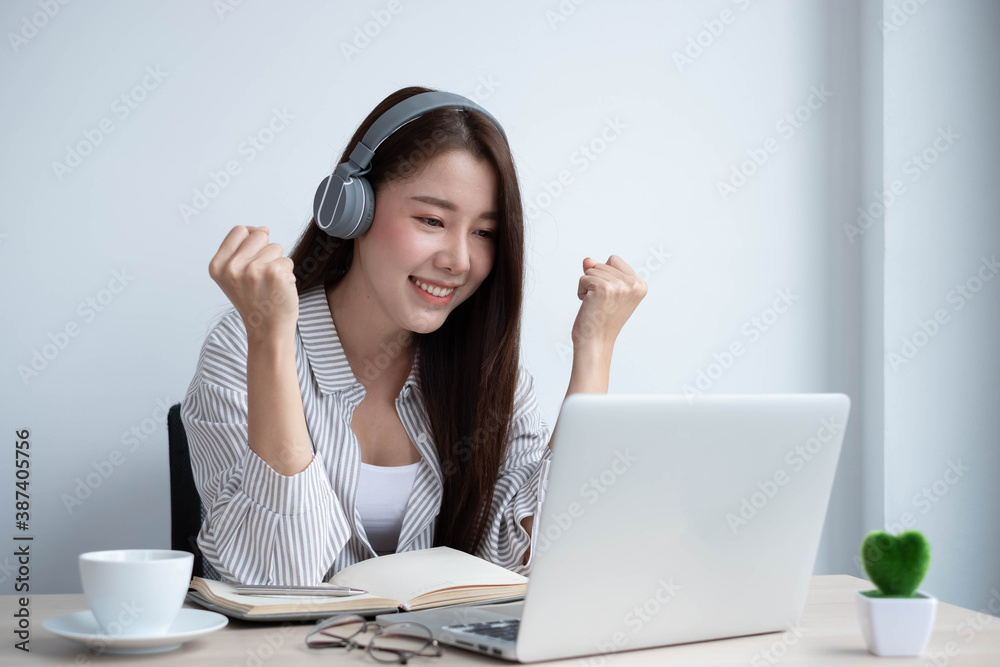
[79,549,194,637]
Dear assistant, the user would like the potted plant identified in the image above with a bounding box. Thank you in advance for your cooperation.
[855,529,936,656]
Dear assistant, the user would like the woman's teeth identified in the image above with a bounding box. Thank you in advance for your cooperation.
[411,277,455,297]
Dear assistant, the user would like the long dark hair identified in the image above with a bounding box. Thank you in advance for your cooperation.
[288,86,524,556]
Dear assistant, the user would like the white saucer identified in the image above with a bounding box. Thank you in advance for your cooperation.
[43,608,228,654]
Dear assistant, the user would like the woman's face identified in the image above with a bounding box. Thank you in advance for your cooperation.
[354,149,499,335]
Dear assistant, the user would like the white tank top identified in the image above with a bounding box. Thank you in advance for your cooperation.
[356,461,420,556]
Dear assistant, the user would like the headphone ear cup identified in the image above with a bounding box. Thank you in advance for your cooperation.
[314,173,376,239]
[352,176,376,238]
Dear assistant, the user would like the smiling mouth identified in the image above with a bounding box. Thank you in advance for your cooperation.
[409,276,457,297]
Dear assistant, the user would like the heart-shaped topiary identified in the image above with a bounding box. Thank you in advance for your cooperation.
[860,530,931,597]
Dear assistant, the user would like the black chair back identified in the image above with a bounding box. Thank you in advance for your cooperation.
[167,402,209,579]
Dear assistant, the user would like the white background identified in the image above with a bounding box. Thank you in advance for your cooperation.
[0,0,997,617]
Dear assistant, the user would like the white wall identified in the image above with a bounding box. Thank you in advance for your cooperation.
[0,0,947,599]
[881,0,1000,613]
[858,0,886,576]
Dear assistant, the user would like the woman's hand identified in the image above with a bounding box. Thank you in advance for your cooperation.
[571,255,647,352]
[208,225,299,342]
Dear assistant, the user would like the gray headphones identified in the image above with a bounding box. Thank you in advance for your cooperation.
[312,91,509,239]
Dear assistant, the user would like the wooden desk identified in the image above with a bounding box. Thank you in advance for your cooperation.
[3,575,998,665]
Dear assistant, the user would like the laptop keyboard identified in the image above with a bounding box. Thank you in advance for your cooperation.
[448,619,520,642]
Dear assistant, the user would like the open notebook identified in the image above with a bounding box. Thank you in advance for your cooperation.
[187,547,528,619]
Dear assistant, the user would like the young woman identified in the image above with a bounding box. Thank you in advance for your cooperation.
[180,86,646,586]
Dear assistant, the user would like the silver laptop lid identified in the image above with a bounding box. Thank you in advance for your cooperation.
[516,393,850,663]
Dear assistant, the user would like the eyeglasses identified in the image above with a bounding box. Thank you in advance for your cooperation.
[306,613,443,664]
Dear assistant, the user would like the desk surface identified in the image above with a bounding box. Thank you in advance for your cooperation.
[3,575,998,665]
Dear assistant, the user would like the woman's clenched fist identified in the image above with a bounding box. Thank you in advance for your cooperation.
[208,225,299,342]
[571,255,647,352]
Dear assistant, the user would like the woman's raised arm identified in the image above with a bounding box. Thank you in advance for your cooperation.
[180,226,353,585]
[549,254,648,452]
[208,225,312,475]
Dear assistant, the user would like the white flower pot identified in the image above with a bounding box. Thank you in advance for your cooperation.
[855,589,937,656]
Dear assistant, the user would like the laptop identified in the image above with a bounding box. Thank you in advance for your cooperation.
[377,393,851,663]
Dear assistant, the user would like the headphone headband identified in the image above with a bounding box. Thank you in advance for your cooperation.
[313,91,508,239]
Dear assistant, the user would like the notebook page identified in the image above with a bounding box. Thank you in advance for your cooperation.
[328,547,526,604]
[193,577,398,614]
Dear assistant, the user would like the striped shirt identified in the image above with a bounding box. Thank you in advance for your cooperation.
[180,283,552,585]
